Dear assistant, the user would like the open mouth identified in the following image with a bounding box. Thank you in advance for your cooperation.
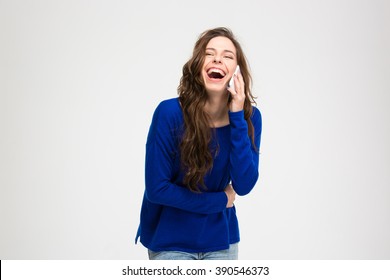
[207,68,226,80]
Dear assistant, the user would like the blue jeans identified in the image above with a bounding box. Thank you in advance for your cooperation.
[148,243,238,260]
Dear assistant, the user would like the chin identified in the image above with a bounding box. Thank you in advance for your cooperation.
[205,85,228,95]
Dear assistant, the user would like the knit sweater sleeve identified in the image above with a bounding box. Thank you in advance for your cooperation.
[229,107,262,196]
[144,100,228,215]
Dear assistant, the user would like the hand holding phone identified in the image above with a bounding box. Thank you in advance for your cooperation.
[228,65,240,92]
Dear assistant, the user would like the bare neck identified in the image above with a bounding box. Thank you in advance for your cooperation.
[204,93,229,128]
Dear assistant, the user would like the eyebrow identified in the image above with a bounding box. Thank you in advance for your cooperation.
[205,48,236,55]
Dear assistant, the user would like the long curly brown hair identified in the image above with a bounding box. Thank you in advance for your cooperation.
[178,27,256,192]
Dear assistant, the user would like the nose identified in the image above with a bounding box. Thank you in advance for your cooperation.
[213,56,222,63]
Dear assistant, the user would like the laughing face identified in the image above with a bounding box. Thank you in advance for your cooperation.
[202,36,238,94]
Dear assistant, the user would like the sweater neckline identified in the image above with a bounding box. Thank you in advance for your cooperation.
[175,98,230,130]
[213,124,230,129]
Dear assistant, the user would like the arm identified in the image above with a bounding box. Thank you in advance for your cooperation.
[145,101,228,214]
[229,108,262,196]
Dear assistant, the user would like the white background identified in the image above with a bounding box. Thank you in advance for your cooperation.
[1,0,389,259]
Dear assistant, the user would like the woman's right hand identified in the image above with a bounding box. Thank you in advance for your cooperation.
[224,184,236,208]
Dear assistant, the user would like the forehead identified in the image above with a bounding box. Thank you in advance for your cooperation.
[206,36,236,53]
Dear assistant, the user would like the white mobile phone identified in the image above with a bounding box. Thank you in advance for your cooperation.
[228,65,240,91]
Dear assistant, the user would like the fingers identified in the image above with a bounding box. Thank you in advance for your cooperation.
[228,71,245,112]
[224,184,236,208]
[228,71,244,93]
[235,71,245,97]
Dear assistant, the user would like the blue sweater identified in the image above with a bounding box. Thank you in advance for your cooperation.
[136,98,262,253]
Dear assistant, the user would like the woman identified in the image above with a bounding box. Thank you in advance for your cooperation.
[135,27,262,260]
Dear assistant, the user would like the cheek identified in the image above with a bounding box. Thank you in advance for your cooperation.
[228,63,237,74]
[204,56,215,66]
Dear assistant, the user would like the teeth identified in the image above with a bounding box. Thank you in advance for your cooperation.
[207,68,225,76]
